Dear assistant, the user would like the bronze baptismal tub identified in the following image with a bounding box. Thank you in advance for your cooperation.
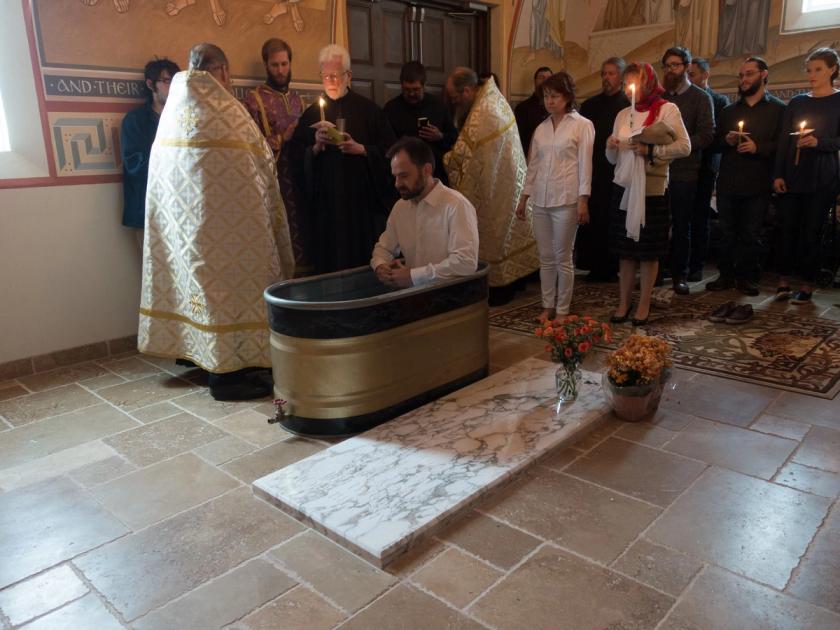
[264,263,489,437]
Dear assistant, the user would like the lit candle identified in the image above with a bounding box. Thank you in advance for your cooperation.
[795,120,807,165]
[629,83,635,130]
[319,97,326,123]
[800,120,806,134]
[738,120,744,144]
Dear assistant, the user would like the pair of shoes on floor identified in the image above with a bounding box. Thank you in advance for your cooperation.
[672,279,690,295]
[687,270,703,282]
[209,369,273,401]
[631,314,649,327]
[775,286,791,301]
[610,302,634,324]
[790,290,812,305]
[736,279,759,297]
[706,276,736,291]
[708,301,753,324]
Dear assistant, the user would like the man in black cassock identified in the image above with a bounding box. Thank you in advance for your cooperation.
[383,61,457,185]
[513,66,553,157]
[290,44,396,274]
[577,57,629,282]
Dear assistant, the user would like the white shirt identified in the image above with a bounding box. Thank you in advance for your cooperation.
[371,180,479,286]
[523,110,595,207]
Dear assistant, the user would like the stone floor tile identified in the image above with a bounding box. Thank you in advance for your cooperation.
[787,504,840,614]
[661,566,840,630]
[470,545,673,629]
[0,441,117,492]
[646,467,830,589]
[477,468,660,564]
[0,477,129,589]
[664,418,798,480]
[0,565,88,626]
[611,539,703,596]
[136,355,205,378]
[211,408,290,447]
[571,416,622,450]
[75,488,303,621]
[91,453,240,529]
[69,456,137,488]
[96,374,199,411]
[412,547,502,609]
[792,426,840,474]
[0,384,100,427]
[17,363,109,393]
[171,390,253,421]
[615,421,680,448]
[80,373,128,390]
[0,404,138,470]
[775,462,840,498]
[661,373,778,427]
[0,383,27,402]
[539,446,583,471]
[269,530,396,613]
[103,412,226,467]
[439,510,541,570]
[133,558,296,630]
[340,584,485,630]
[20,593,122,630]
[192,434,255,465]
[221,438,323,484]
[236,586,345,630]
[750,414,812,441]
[646,406,697,431]
[766,392,840,430]
[566,438,706,507]
[97,356,162,381]
[129,401,182,424]
[383,537,447,578]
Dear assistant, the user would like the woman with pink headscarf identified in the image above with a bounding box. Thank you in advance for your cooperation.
[606,62,690,326]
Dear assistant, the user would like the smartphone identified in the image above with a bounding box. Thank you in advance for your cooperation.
[417,117,429,129]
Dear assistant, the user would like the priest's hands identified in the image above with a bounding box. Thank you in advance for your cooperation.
[418,123,444,142]
[338,132,367,156]
[375,260,412,288]
[797,133,818,149]
[736,137,757,154]
[313,127,331,154]
[514,197,528,221]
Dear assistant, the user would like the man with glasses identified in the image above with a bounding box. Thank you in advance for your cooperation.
[687,57,729,282]
[661,46,714,295]
[120,57,180,237]
[290,44,396,274]
[384,61,457,185]
[706,57,784,298]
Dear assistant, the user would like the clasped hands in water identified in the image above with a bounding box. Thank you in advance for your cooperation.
[375,259,413,288]
[607,135,648,157]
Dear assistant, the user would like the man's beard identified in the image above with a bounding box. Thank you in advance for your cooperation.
[738,79,761,98]
[398,177,427,200]
[663,72,682,92]
[602,80,621,95]
[267,71,291,92]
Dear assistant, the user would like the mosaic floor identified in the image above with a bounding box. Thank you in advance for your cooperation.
[0,276,839,628]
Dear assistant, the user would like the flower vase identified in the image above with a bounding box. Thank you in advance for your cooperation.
[602,371,669,422]
[555,362,582,404]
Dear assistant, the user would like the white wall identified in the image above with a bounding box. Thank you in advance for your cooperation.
[0,185,142,363]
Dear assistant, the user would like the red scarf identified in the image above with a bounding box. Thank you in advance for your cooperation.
[634,62,666,128]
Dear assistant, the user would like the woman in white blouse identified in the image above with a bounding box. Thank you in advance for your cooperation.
[515,72,595,322]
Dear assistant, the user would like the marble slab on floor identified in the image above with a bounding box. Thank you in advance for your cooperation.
[253,358,611,567]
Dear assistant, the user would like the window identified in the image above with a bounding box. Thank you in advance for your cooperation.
[0,91,10,152]
[782,0,840,32]
[804,0,840,12]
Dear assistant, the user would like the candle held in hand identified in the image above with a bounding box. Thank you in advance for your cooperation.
[629,83,635,129]
[319,97,326,122]
[738,120,744,144]
[795,120,807,165]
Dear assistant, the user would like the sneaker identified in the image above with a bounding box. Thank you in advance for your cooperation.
[725,304,754,324]
[775,286,792,301]
[706,277,736,291]
[708,300,737,323]
[790,290,812,305]
[736,279,759,297]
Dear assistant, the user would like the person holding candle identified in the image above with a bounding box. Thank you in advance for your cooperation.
[514,72,595,322]
[706,57,784,298]
[606,62,690,326]
[577,57,630,283]
[289,44,396,274]
[773,47,840,304]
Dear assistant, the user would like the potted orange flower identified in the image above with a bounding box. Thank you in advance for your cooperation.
[604,334,672,421]
[535,315,611,403]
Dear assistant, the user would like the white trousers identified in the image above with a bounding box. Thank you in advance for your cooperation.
[532,203,578,314]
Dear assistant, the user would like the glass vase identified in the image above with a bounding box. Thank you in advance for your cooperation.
[555,362,582,405]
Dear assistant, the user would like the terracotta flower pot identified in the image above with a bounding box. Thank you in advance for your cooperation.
[602,371,668,422]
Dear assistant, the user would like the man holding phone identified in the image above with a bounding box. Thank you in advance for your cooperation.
[384,61,458,184]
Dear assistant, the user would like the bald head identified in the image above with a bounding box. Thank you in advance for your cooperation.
[445,67,479,126]
[188,43,231,90]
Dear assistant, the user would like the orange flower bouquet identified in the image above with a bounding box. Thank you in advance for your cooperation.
[604,334,672,421]
[535,315,611,403]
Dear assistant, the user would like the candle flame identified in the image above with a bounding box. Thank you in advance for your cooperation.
[630,84,635,93]
[800,120,806,131]
[738,120,744,128]
[319,97,325,107]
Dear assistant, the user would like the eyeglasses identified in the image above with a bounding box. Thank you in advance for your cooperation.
[662,62,685,71]
[321,71,348,83]
[737,71,761,80]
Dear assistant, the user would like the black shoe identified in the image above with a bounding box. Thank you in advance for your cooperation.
[706,277,736,292]
[790,290,812,305]
[736,279,759,297]
[610,302,634,324]
[774,286,792,301]
[708,300,737,323]
[631,315,649,327]
[672,280,690,295]
[210,380,272,401]
[687,270,703,282]
[725,304,754,324]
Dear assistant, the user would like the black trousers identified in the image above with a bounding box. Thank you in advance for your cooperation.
[716,193,769,282]
[776,191,837,282]
[690,168,717,274]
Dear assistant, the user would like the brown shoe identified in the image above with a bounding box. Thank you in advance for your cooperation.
[708,301,737,323]
[725,304,753,324]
